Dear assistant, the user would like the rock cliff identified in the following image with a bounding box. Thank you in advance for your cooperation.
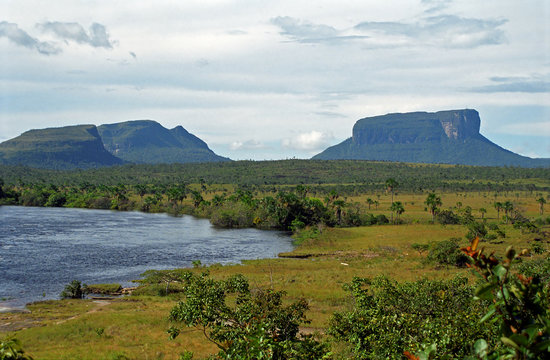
[313,109,550,167]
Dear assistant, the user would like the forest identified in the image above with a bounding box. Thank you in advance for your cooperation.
[1,160,549,359]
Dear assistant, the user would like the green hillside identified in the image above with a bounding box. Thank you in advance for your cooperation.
[0,125,124,169]
[97,120,230,164]
[313,109,550,167]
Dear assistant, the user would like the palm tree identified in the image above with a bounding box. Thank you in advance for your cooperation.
[479,208,487,220]
[333,199,346,226]
[494,202,503,220]
[390,201,405,224]
[366,198,374,210]
[425,193,442,222]
[537,196,546,215]
[385,178,398,204]
[385,178,399,222]
[503,201,514,224]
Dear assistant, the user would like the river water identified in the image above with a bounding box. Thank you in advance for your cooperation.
[0,206,293,309]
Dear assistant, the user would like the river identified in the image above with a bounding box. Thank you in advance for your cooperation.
[0,206,293,309]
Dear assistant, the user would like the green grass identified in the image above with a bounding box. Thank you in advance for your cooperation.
[1,192,548,359]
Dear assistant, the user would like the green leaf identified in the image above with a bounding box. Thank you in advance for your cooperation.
[479,307,496,323]
[475,283,497,300]
[473,339,488,355]
[493,265,507,281]
[500,337,520,350]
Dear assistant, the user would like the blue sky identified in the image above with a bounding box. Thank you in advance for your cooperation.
[1,0,549,160]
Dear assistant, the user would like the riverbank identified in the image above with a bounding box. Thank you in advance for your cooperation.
[0,206,293,308]
[2,220,546,359]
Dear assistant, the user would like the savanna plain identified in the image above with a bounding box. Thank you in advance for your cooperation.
[1,160,549,359]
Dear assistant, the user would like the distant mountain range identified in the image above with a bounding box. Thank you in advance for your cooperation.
[1,110,548,169]
[0,121,229,169]
[313,109,550,167]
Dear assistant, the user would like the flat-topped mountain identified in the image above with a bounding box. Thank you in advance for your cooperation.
[0,125,124,169]
[0,121,230,169]
[313,109,550,167]
[97,120,230,164]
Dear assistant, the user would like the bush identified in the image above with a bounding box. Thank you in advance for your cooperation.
[168,272,330,359]
[210,202,254,228]
[85,283,122,295]
[435,209,461,224]
[0,336,33,360]
[375,214,389,224]
[60,280,87,299]
[426,238,468,267]
[45,192,66,207]
[328,276,493,359]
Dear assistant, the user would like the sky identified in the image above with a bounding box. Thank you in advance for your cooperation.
[0,0,549,160]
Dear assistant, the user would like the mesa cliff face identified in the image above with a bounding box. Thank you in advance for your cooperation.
[0,120,230,169]
[97,120,230,164]
[0,125,124,169]
[314,109,550,167]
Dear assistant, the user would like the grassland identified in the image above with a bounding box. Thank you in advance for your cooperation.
[1,190,548,359]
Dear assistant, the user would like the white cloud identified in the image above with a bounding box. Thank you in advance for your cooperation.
[282,131,335,151]
[0,0,549,160]
[38,22,115,48]
[230,139,265,150]
[0,21,60,55]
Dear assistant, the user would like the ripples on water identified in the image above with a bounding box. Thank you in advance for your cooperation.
[0,206,293,308]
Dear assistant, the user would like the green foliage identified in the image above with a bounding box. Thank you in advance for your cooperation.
[435,209,461,225]
[425,193,442,222]
[0,337,32,360]
[426,238,469,267]
[2,160,549,193]
[168,272,330,359]
[411,243,430,255]
[59,280,87,299]
[328,276,492,359]
[85,283,122,295]
[461,243,550,359]
[0,337,33,360]
[210,201,255,228]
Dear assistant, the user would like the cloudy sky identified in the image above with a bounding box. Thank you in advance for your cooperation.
[1,0,549,160]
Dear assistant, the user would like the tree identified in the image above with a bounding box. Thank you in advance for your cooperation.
[424,193,442,222]
[390,201,405,223]
[385,178,398,204]
[503,201,514,224]
[494,201,503,220]
[60,280,87,299]
[168,272,329,359]
[366,198,374,210]
[190,190,204,208]
[537,196,546,215]
[479,207,487,220]
[385,178,399,222]
[133,184,148,199]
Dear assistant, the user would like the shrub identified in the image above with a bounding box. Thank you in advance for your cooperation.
[0,336,33,360]
[375,214,389,224]
[85,283,122,295]
[210,202,254,228]
[168,272,330,359]
[426,238,468,267]
[45,192,66,207]
[457,241,550,359]
[60,280,87,299]
[435,209,461,225]
[328,276,493,359]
